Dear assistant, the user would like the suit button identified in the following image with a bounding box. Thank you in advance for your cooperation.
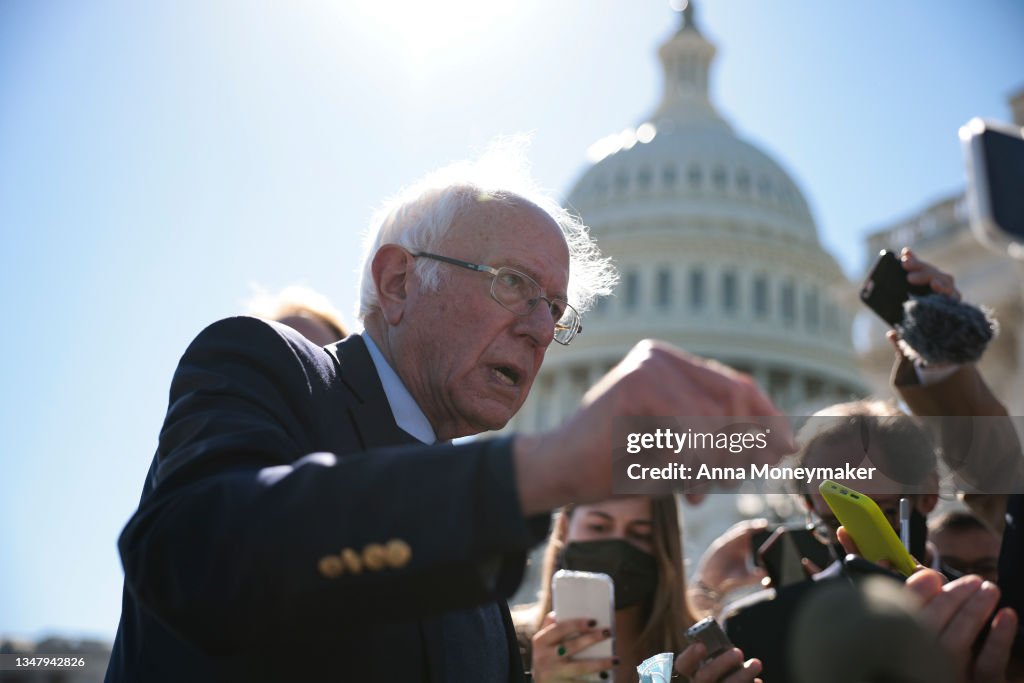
[363,543,387,571]
[385,539,412,568]
[318,555,344,578]
[341,548,363,574]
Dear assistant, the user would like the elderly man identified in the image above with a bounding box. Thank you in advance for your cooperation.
[104,155,780,682]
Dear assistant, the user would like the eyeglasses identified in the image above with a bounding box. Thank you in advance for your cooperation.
[411,251,582,345]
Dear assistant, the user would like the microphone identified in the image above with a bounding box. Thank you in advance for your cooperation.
[894,294,998,365]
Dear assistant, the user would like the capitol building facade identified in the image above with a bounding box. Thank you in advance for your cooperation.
[508,5,865,439]
[507,5,868,594]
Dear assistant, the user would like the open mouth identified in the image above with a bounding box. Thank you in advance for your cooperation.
[492,366,520,387]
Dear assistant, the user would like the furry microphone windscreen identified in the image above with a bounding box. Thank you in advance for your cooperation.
[895,294,999,365]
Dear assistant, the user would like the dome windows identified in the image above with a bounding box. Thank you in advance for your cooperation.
[687,164,703,189]
[624,269,640,310]
[736,169,751,194]
[662,164,678,186]
[780,280,796,323]
[712,166,728,191]
[689,268,706,310]
[614,170,630,193]
[721,270,738,313]
[637,166,653,191]
[752,275,769,317]
[656,267,673,309]
[804,288,820,331]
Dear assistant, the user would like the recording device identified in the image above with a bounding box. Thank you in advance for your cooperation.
[860,250,997,364]
[756,525,835,588]
[859,250,932,326]
[818,481,918,577]
[552,570,615,681]
[685,616,735,661]
[960,117,1024,259]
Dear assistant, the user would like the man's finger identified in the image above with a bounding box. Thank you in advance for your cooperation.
[836,526,860,556]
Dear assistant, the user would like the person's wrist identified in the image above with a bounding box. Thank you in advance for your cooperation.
[513,432,575,515]
[687,579,722,613]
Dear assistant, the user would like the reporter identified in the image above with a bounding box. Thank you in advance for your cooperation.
[515,496,762,683]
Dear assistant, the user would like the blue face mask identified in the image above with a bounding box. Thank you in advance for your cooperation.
[561,539,659,610]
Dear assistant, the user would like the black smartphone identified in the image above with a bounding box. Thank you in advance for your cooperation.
[859,250,932,326]
[758,526,835,587]
[786,527,835,571]
[961,118,1024,258]
[750,528,774,558]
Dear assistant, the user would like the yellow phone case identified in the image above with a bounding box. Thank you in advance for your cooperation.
[818,480,918,577]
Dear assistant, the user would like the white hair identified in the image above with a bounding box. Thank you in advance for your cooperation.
[357,138,617,321]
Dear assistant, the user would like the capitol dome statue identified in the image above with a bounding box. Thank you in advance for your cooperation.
[508,3,865,437]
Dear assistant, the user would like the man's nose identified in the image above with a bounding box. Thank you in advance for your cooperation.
[514,300,556,347]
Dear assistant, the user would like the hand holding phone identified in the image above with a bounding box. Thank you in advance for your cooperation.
[860,250,933,326]
[551,570,615,682]
[675,617,760,680]
[819,480,918,577]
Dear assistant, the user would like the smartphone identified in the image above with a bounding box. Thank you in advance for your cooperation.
[685,616,734,660]
[818,480,918,577]
[552,570,615,681]
[756,525,834,587]
[859,250,933,326]
[960,118,1024,258]
[757,527,807,588]
[750,527,774,558]
[757,528,835,589]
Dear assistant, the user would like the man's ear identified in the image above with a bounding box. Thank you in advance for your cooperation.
[372,245,415,325]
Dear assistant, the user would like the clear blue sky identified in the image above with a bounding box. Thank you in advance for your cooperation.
[1,0,1021,641]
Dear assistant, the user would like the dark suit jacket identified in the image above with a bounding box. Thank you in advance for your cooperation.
[105,317,545,682]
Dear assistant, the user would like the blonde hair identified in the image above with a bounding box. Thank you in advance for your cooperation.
[246,285,348,340]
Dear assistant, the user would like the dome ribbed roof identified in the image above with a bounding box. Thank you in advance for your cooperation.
[566,4,818,242]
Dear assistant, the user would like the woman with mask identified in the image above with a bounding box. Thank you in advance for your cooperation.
[514,495,763,682]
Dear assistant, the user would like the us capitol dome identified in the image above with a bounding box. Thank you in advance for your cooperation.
[508,3,865,436]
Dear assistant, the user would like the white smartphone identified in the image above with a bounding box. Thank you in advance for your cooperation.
[960,117,1024,259]
[552,569,615,681]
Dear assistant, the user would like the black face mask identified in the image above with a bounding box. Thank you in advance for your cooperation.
[561,539,659,610]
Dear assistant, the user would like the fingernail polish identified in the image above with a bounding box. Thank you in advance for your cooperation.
[600,673,609,680]
[602,629,611,637]
[587,619,597,627]
[612,657,620,665]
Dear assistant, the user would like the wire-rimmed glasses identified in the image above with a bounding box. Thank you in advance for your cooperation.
[412,251,582,345]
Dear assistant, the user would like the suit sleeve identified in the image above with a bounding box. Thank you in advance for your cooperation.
[118,316,544,653]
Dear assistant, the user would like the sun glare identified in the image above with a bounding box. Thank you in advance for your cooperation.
[346,0,527,61]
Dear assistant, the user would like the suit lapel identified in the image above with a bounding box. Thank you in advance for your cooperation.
[326,335,449,681]
[325,335,421,450]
